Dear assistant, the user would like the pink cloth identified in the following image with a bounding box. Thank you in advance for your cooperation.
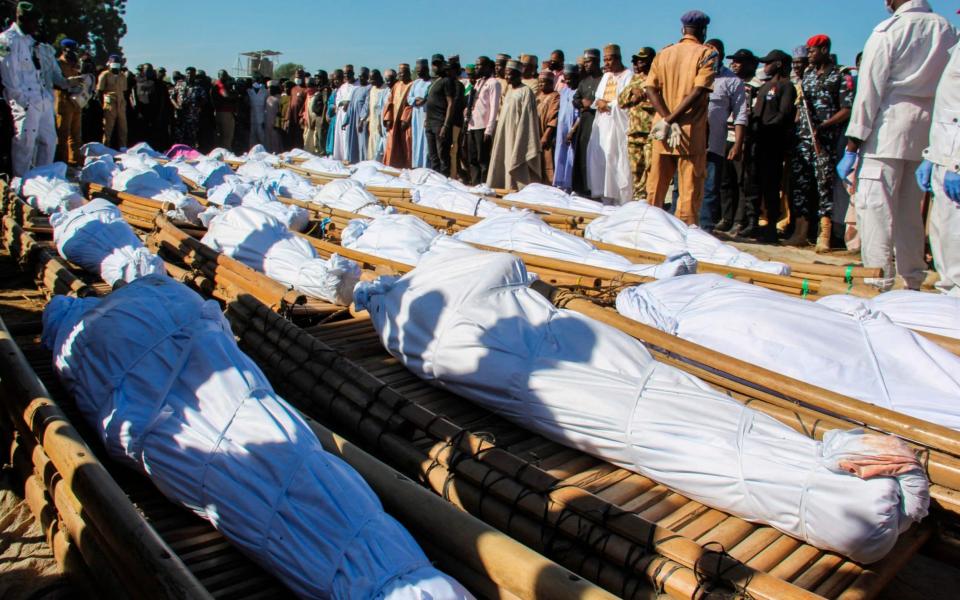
[467,77,502,136]
[165,144,203,160]
[836,434,922,479]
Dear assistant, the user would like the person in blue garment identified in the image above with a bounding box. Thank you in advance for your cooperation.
[407,58,431,168]
[553,63,580,191]
[345,66,371,162]
[325,69,342,156]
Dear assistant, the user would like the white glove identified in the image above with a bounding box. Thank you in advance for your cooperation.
[651,119,669,141]
[667,122,683,149]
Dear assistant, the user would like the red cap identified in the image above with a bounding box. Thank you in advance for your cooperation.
[807,34,831,48]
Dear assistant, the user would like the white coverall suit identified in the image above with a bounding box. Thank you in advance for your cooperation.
[924,46,960,296]
[845,0,958,290]
[0,23,56,177]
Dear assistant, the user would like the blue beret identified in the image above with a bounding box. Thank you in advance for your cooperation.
[60,39,77,49]
[681,10,710,27]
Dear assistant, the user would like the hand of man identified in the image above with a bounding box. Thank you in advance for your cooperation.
[836,150,859,185]
[415,97,425,107]
[651,119,670,141]
[565,132,574,145]
[596,99,610,113]
[401,119,410,130]
[915,160,934,192]
[727,144,743,162]
[667,123,683,149]
[384,119,393,131]
[944,171,960,204]
[440,125,448,140]
[484,132,492,144]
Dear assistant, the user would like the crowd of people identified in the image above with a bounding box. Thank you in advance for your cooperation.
[1,1,959,294]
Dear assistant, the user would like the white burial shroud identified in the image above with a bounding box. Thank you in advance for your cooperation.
[15,163,84,214]
[453,212,697,280]
[585,201,790,275]
[42,276,471,600]
[818,290,960,341]
[51,199,166,286]
[616,274,960,430]
[202,206,360,306]
[340,214,443,266]
[353,245,927,564]
[503,183,617,215]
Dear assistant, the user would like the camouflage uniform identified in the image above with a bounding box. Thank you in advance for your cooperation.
[618,74,654,199]
[790,66,854,218]
[172,80,206,148]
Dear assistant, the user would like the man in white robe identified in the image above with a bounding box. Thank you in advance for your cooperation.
[332,64,356,161]
[586,44,633,205]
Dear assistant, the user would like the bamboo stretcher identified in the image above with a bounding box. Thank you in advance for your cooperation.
[2,186,614,600]
[73,183,960,359]
[136,213,946,600]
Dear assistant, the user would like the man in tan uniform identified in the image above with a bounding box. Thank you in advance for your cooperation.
[54,39,81,164]
[98,55,128,147]
[644,10,717,225]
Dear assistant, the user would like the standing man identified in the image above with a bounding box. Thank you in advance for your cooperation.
[55,39,82,165]
[571,49,602,196]
[645,11,717,224]
[487,59,541,190]
[536,70,560,183]
[285,69,308,150]
[384,63,413,168]
[212,70,237,151]
[465,56,500,185]
[752,50,798,242]
[247,75,268,149]
[839,0,957,290]
[918,36,960,295]
[345,67,371,162]
[407,59,432,169]
[784,35,853,250]
[324,70,343,156]
[617,47,656,200]
[171,67,205,148]
[700,39,748,233]
[332,65,356,161]
[98,55,128,148]
[367,69,390,161]
[587,44,633,204]
[721,49,761,237]
[520,55,539,94]
[133,64,166,152]
[423,55,456,174]
[548,50,567,90]
[446,55,466,178]
[494,54,511,101]
[554,63,580,191]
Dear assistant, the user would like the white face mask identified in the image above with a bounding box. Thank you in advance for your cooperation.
[294,78,303,85]
[109,62,121,70]
[253,82,262,89]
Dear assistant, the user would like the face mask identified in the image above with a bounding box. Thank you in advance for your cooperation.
[294,78,303,85]
[109,62,121,71]
[253,82,262,89]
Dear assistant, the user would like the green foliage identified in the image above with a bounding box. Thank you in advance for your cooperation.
[274,62,304,80]
[3,0,128,62]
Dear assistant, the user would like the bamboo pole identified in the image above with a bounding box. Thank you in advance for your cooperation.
[305,417,618,600]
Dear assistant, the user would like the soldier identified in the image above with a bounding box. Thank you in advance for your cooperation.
[783,34,853,250]
[171,67,205,148]
[645,10,718,225]
[618,47,656,199]
[55,39,82,164]
[98,54,128,148]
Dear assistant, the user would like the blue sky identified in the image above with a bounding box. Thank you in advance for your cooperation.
[122,0,960,75]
